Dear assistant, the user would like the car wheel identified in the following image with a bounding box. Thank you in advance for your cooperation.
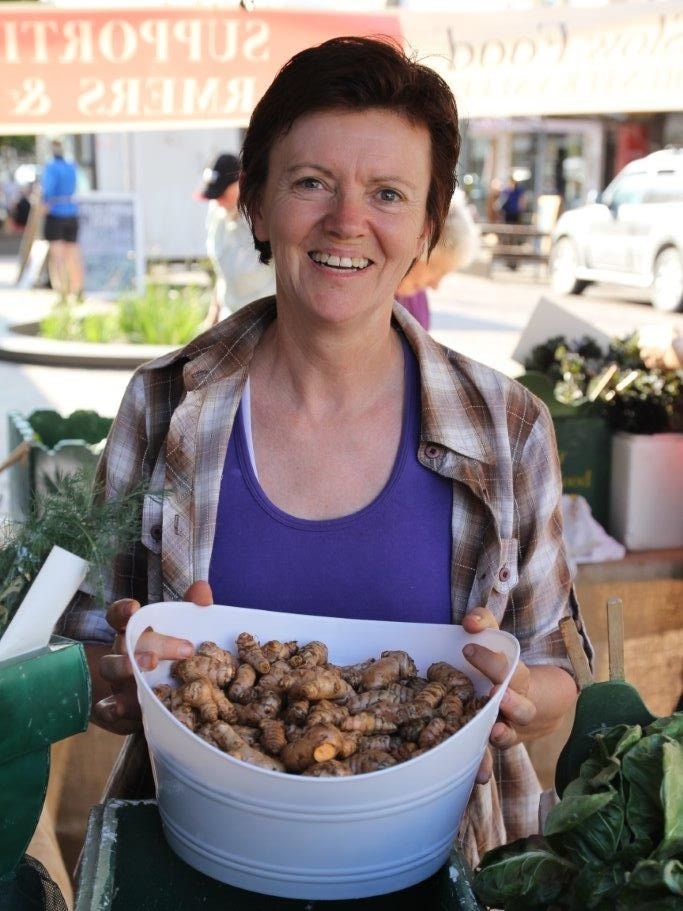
[549,237,589,296]
[652,247,683,312]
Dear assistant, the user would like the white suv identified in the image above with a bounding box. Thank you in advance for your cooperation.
[549,148,683,311]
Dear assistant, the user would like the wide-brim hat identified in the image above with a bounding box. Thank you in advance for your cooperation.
[198,153,240,199]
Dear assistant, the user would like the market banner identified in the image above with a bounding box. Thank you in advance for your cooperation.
[0,5,401,133]
[0,1,682,133]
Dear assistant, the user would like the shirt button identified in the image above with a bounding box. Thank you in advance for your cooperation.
[498,566,510,582]
[424,444,441,459]
[150,524,162,542]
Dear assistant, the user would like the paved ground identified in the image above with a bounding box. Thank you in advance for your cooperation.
[1,249,681,514]
[0,257,133,513]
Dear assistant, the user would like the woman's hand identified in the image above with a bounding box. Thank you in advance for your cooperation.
[91,581,214,734]
[461,607,577,783]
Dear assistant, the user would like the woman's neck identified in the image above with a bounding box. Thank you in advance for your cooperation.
[250,316,403,420]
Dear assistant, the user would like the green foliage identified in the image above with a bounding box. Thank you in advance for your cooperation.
[39,284,209,346]
[522,332,683,434]
[0,469,148,638]
[117,284,208,345]
[473,714,683,910]
[28,409,112,449]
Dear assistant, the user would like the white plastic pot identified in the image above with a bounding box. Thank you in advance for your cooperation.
[126,602,520,900]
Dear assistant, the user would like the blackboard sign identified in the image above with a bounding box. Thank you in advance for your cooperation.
[76,192,144,297]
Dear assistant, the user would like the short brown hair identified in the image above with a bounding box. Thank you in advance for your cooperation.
[239,35,460,265]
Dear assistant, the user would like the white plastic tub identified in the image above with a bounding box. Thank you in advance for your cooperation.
[126,602,520,900]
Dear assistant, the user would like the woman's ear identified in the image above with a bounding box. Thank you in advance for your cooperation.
[251,198,269,243]
[416,219,433,259]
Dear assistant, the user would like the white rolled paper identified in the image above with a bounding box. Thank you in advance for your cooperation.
[0,544,89,661]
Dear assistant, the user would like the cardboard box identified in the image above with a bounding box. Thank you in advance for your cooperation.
[609,431,683,550]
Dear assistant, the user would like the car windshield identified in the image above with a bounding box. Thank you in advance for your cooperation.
[601,171,650,208]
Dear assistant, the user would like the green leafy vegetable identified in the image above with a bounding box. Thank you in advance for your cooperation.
[0,469,149,638]
[473,714,683,910]
[470,836,575,909]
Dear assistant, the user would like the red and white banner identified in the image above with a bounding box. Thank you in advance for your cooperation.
[0,2,681,133]
[0,5,400,132]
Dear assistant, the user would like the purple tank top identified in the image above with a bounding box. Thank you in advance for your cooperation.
[208,335,453,623]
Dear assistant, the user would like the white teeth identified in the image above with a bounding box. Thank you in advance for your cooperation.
[310,252,370,270]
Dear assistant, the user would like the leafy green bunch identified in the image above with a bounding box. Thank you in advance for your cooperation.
[473,714,683,910]
[0,469,147,638]
[523,333,683,434]
[40,283,209,346]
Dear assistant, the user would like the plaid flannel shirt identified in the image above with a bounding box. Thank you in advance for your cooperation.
[58,295,591,866]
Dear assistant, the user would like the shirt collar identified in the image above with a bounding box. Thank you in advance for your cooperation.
[138,295,494,465]
[392,304,495,465]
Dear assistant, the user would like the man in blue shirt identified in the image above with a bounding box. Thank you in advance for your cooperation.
[41,139,84,301]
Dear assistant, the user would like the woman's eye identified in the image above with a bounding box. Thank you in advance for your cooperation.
[297,177,323,190]
[378,188,402,203]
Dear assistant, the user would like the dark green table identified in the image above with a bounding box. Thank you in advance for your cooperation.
[75,801,485,911]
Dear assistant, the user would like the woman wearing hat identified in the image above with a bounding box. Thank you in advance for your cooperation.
[198,151,274,323]
[61,36,589,869]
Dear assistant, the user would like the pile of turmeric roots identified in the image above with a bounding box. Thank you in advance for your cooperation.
[153,633,487,776]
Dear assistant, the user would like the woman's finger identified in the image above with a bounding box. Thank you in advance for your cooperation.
[475,746,493,784]
[489,720,519,750]
[461,607,499,633]
[93,693,143,735]
[106,597,140,632]
[185,580,214,606]
[498,684,536,726]
[463,643,531,696]
[134,629,194,662]
[99,651,135,686]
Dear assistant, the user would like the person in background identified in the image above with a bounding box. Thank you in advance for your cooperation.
[59,36,589,870]
[396,189,480,330]
[9,183,32,232]
[498,176,527,225]
[41,139,84,302]
[197,152,275,324]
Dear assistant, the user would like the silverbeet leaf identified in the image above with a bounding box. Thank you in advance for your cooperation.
[545,791,625,865]
[568,860,627,909]
[655,739,683,861]
[622,733,667,842]
[473,836,576,907]
[616,859,683,908]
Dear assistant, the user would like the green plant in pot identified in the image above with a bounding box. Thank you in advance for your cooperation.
[518,332,683,530]
[0,469,150,886]
[0,468,147,638]
[521,332,683,434]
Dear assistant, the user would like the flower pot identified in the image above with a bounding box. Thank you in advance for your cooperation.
[609,431,683,550]
[6,410,112,518]
[553,415,612,528]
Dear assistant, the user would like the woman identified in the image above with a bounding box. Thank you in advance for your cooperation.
[59,36,589,866]
[395,189,480,329]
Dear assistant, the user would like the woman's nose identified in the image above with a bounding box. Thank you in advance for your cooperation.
[324,190,366,236]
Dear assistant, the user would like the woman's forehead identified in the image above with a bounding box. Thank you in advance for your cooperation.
[268,109,431,173]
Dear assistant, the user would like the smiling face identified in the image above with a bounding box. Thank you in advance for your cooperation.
[252,108,432,328]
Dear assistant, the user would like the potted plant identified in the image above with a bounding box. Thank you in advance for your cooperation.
[0,471,147,883]
[4,408,113,518]
[519,332,683,549]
